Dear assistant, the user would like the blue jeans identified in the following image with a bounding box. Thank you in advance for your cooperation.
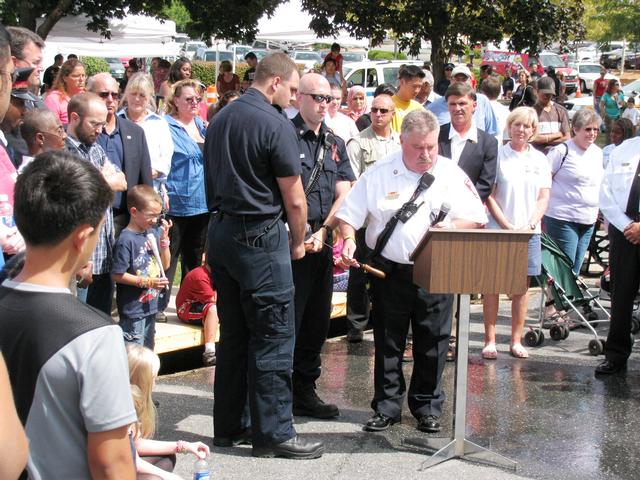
[119,313,156,350]
[543,215,595,275]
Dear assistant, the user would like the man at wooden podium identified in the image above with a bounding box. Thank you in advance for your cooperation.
[336,110,487,433]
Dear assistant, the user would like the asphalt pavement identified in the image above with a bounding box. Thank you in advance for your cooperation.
[155,285,640,480]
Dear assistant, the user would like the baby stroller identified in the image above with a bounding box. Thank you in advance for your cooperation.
[525,233,610,355]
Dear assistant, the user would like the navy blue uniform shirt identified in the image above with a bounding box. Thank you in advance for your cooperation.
[204,88,301,216]
[291,114,355,224]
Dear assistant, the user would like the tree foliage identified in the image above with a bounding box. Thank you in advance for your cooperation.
[585,0,640,43]
[162,0,191,34]
[0,0,171,40]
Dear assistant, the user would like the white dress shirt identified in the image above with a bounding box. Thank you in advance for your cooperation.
[448,122,479,165]
[600,137,640,232]
[336,151,488,264]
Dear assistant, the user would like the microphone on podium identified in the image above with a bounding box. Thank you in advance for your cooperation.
[431,202,451,227]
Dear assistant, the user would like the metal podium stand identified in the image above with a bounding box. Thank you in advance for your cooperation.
[408,229,532,471]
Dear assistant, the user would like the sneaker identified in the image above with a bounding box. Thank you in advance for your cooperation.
[155,311,168,323]
[202,350,216,366]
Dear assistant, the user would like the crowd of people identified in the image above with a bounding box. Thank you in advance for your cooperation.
[1,21,640,479]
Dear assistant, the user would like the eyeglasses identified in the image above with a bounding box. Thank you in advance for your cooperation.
[371,107,391,114]
[183,96,202,104]
[97,91,120,100]
[300,92,334,104]
[87,120,106,130]
[41,125,66,138]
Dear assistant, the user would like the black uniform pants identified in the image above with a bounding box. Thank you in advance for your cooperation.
[346,228,371,332]
[208,214,296,447]
[369,266,452,420]
[605,225,640,364]
[159,213,209,312]
[292,243,333,386]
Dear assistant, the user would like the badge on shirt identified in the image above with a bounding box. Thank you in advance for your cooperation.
[386,191,400,200]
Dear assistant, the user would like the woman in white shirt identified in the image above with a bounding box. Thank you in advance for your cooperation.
[543,108,604,275]
[482,107,551,359]
[118,73,174,208]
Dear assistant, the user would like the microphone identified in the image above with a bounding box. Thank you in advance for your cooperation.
[418,172,435,192]
[431,202,451,226]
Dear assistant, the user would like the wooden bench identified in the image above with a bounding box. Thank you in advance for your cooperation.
[155,291,347,354]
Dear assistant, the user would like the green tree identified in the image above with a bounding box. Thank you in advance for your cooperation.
[162,0,192,34]
[0,0,171,40]
[586,0,640,43]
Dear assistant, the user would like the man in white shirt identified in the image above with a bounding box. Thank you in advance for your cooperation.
[480,76,509,144]
[337,109,486,434]
[598,136,640,375]
[344,93,400,342]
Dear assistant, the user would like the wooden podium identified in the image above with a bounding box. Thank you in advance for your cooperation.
[408,229,532,470]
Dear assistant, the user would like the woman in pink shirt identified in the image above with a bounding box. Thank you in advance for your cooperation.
[43,59,86,124]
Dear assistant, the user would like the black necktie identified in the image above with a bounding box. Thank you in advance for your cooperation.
[625,158,640,220]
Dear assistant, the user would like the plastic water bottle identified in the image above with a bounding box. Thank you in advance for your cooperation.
[193,458,210,480]
[0,194,14,228]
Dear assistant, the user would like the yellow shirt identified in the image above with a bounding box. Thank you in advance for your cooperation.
[391,95,426,133]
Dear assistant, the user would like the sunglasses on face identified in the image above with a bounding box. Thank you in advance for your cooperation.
[301,92,334,104]
[97,91,120,100]
[371,107,391,114]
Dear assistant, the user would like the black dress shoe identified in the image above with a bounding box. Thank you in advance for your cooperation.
[363,412,400,432]
[347,328,364,343]
[417,414,441,433]
[595,359,627,375]
[213,429,252,447]
[252,435,325,459]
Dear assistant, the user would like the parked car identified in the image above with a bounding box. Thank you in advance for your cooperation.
[227,44,256,62]
[104,57,125,79]
[342,60,422,101]
[341,51,367,63]
[198,49,235,63]
[569,62,618,94]
[290,50,322,70]
[529,51,579,94]
[601,43,640,69]
[481,50,530,77]
[624,52,640,70]
[181,41,206,60]
[563,94,595,121]
[622,79,640,97]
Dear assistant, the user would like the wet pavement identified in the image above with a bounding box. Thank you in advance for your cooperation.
[155,287,640,479]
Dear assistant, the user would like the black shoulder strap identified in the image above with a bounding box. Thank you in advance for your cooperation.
[304,131,335,196]
[552,142,569,180]
[371,172,435,259]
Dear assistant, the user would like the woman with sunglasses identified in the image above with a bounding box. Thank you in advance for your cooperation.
[543,108,604,276]
[118,73,174,208]
[600,79,625,144]
[43,59,86,124]
[161,79,209,314]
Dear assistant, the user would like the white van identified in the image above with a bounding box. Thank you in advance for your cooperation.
[342,60,423,101]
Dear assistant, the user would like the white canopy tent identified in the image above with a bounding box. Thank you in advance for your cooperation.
[39,14,180,65]
[256,0,368,48]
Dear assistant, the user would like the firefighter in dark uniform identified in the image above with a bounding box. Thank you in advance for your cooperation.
[203,53,324,459]
[290,73,355,418]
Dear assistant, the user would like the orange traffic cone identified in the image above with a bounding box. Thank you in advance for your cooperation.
[206,85,218,104]
[575,81,582,98]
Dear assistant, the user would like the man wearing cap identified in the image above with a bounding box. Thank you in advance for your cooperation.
[427,64,498,136]
[1,67,37,167]
[416,70,440,107]
[435,63,454,96]
[532,77,570,154]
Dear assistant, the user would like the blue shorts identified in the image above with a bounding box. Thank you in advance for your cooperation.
[528,234,542,277]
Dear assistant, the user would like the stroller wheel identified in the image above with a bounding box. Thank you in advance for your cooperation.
[632,315,640,335]
[561,325,570,339]
[550,325,564,341]
[589,339,603,356]
[525,330,540,347]
[536,329,545,346]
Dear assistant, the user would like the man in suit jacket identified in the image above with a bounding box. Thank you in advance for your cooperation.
[438,81,498,361]
[438,82,498,204]
[87,73,153,235]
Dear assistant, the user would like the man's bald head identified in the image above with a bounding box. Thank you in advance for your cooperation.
[86,72,118,92]
[22,108,66,154]
[298,73,331,130]
[370,94,395,132]
[86,72,119,118]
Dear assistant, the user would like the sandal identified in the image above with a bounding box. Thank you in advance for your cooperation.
[510,343,529,359]
[482,344,498,360]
